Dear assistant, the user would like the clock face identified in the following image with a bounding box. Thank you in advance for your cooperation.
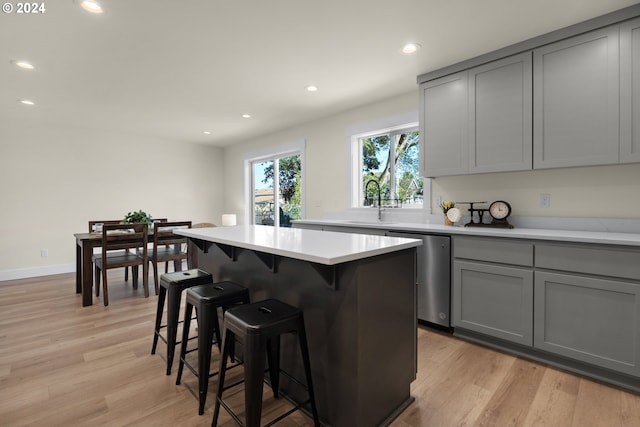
[489,201,511,220]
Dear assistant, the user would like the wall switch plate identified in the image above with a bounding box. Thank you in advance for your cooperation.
[435,196,442,207]
[539,193,551,208]
[40,249,48,257]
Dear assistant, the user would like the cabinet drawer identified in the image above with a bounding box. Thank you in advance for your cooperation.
[536,243,640,280]
[454,237,533,266]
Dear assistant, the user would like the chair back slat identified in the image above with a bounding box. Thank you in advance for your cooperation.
[152,221,191,248]
[101,223,148,254]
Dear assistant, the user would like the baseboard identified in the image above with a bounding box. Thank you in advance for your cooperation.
[0,263,75,282]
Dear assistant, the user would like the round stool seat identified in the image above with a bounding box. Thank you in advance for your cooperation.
[186,281,249,306]
[224,298,303,336]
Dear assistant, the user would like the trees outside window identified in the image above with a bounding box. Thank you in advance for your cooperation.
[252,154,301,227]
[358,126,422,208]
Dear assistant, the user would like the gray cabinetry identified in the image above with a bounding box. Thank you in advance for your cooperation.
[420,53,532,177]
[621,17,640,163]
[534,271,640,376]
[453,237,534,345]
[469,52,532,173]
[420,72,468,177]
[534,242,640,375]
[533,27,620,168]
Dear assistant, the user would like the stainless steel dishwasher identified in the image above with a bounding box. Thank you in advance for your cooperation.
[388,232,451,329]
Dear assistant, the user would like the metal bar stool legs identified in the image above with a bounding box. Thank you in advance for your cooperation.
[175,281,250,415]
[212,299,320,427]
[150,269,213,375]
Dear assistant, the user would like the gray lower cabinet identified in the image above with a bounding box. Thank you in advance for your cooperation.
[621,16,640,163]
[453,236,534,346]
[533,26,620,168]
[534,271,640,376]
[453,260,533,346]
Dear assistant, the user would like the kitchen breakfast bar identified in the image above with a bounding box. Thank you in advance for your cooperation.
[175,225,422,427]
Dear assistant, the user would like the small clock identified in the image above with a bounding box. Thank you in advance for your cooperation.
[489,200,511,220]
[446,207,461,223]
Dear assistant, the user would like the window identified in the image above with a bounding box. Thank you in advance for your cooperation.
[352,124,422,208]
[250,150,303,227]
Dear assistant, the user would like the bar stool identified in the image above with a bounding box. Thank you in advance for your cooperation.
[212,299,320,427]
[151,269,213,375]
[175,281,250,415]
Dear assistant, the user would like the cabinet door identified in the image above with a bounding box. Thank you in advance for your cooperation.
[534,271,640,376]
[420,72,468,177]
[621,17,640,163]
[533,26,620,169]
[468,52,532,173]
[453,260,533,346]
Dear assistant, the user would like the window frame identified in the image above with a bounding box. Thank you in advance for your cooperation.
[243,140,306,226]
[350,122,429,210]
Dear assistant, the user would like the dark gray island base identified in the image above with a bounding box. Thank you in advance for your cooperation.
[195,242,417,427]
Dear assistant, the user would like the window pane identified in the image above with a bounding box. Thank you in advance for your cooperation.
[254,160,275,225]
[395,131,422,206]
[278,155,301,227]
[361,135,390,205]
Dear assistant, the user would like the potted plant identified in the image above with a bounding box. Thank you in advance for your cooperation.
[123,210,153,226]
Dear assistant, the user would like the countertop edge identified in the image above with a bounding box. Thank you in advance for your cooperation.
[175,226,422,265]
[293,219,640,247]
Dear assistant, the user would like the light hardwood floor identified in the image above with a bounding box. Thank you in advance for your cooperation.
[1,272,639,427]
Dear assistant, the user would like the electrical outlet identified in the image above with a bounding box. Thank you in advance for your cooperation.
[539,193,551,208]
[41,249,48,257]
[435,196,442,207]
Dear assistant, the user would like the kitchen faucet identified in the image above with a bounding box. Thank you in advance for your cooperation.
[364,179,383,221]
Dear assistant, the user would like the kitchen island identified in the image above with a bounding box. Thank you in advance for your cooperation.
[175,225,422,427]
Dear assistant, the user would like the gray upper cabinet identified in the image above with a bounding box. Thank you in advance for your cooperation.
[469,52,533,173]
[621,17,640,163]
[420,72,468,177]
[533,27,620,169]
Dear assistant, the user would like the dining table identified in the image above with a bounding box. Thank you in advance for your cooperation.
[74,229,197,306]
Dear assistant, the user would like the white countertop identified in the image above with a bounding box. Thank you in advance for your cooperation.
[294,219,640,247]
[175,225,422,265]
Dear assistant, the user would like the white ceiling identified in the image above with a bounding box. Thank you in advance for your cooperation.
[1,0,638,147]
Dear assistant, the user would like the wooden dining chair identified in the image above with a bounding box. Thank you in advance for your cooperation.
[94,223,149,306]
[89,220,132,281]
[148,221,192,295]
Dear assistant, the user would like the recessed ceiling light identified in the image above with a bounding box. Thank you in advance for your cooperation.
[79,0,104,14]
[305,85,318,92]
[19,99,35,106]
[401,43,421,54]
[241,114,251,119]
[203,131,211,135]
[12,60,35,70]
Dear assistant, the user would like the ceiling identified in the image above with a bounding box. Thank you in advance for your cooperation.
[1,0,638,147]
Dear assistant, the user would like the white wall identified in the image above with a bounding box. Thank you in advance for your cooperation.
[222,92,421,224]
[0,118,224,279]
[222,91,640,225]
